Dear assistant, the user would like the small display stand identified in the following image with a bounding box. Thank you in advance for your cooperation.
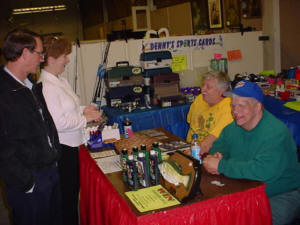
[161,151,202,202]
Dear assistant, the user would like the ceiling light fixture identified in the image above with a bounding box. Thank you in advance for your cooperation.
[12,5,67,15]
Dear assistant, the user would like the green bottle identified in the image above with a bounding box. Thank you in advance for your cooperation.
[132,146,139,161]
[140,144,150,178]
[126,155,138,190]
[152,142,162,163]
[137,152,150,187]
[120,148,128,183]
[149,150,160,185]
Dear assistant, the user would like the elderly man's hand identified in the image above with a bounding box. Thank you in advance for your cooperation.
[203,153,222,175]
[212,152,223,160]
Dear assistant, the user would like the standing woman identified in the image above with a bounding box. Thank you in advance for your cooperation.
[40,36,102,225]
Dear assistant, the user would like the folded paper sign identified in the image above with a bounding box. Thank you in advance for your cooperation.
[101,124,120,141]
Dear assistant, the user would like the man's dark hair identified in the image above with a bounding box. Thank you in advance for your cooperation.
[2,29,40,62]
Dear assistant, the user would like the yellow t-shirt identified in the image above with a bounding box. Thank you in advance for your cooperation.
[186,94,233,143]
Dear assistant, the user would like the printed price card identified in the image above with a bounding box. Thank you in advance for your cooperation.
[125,185,180,212]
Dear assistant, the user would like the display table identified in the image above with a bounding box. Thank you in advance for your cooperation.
[103,97,300,146]
[102,105,190,140]
[79,128,272,225]
[264,96,300,146]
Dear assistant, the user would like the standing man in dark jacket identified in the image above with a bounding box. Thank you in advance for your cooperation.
[0,29,62,225]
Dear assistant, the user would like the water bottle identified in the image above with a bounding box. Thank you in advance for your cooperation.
[123,118,133,138]
[191,134,202,164]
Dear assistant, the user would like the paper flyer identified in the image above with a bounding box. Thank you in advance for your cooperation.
[125,185,180,212]
[227,49,242,61]
[172,55,187,72]
[95,155,122,174]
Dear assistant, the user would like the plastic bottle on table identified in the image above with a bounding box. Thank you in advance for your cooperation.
[137,152,150,187]
[123,118,133,138]
[120,148,128,183]
[149,150,160,185]
[126,155,138,190]
[191,134,202,164]
[152,142,162,163]
[140,144,150,178]
[140,144,146,151]
[140,144,150,164]
[132,146,139,161]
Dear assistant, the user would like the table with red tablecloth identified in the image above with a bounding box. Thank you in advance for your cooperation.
[79,143,272,225]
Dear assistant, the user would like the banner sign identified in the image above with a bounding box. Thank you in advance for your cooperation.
[142,34,224,52]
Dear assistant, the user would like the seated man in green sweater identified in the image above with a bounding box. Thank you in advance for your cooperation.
[203,80,300,225]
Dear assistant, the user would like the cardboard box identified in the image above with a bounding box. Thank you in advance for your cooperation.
[151,73,180,97]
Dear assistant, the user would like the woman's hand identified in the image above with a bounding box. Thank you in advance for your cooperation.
[84,108,103,122]
[83,105,98,114]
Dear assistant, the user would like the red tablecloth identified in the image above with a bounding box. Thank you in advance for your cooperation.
[79,146,272,225]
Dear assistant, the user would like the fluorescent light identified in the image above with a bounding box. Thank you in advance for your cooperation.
[12,5,67,15]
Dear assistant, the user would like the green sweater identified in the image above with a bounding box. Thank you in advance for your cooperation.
[210,109,300,197]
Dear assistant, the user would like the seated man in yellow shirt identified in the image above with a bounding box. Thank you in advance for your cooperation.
[186,70,233,154]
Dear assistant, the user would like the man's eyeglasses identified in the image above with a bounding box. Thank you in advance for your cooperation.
[32,50,45,60]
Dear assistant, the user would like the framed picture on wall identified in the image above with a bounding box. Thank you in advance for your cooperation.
[208,0,223,29]
[191,0,209,34]
[224,0,240,27]
[240,0,262,19]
